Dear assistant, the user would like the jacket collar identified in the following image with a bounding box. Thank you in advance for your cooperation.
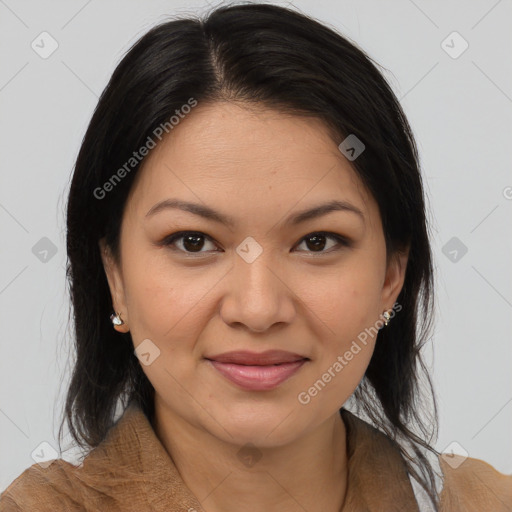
[340,408,420,510]
[77,402,419,511]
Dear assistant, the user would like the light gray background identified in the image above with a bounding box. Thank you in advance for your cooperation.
[1,0,511,492]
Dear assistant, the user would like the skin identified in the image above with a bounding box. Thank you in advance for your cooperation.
[100,101,409,512]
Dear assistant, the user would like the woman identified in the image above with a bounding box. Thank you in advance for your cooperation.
[1,3,510,511]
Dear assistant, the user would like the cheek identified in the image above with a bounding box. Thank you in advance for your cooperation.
[298,267,381,408]
[122,252,206,344]
[302,258,383,337]
[296,258,383,400]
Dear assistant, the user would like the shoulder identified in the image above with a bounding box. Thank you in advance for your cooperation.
[0,402,163,512]
[0,458,84,511]
[0,445,144,511]
[340,409,512,510]
[439,454,512,511]
[0,405,135,511]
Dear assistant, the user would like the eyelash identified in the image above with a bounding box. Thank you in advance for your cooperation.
[160,231,351,256]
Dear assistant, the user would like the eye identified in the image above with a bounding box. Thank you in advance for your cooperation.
[294,232,350,254]
[161,230,350,256]
[162,231,219,254]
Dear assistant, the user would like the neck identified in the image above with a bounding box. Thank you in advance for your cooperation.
[153,399,348,512]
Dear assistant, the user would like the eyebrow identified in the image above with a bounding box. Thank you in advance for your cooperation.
[145,198,365,227]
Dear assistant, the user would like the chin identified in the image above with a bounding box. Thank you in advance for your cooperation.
[206,403,306,447]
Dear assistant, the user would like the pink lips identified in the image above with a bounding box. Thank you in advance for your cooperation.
[205,350,309,391]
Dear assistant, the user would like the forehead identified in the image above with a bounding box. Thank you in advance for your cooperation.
[127,101,377,226]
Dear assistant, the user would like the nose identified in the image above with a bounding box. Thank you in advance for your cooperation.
[219,251,296,333]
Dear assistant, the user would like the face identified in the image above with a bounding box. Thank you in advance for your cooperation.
[100,101,408,447]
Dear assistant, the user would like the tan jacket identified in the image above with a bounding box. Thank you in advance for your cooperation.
[1,402,511,511]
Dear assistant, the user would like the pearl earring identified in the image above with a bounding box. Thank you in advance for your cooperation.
[110,312,124,326]
[382,310,392,326]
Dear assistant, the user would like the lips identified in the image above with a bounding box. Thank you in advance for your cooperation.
[205,350,308,366]
[205,350,309,391]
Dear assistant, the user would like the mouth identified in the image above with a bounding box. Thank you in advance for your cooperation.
[205,349,309,366]
[205,350,310,391]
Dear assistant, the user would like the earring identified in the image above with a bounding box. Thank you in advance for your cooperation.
[382,309,392,326]
[110,312,124,326]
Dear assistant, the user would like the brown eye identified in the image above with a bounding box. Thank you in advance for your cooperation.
[181,234,206,252]
[295,232,350,253]
[302,234,328,252]
[161,230,350,256]
[163,232,219,254]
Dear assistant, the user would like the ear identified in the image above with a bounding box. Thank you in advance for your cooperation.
[99,238,130,333]
[380,245,409,310]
